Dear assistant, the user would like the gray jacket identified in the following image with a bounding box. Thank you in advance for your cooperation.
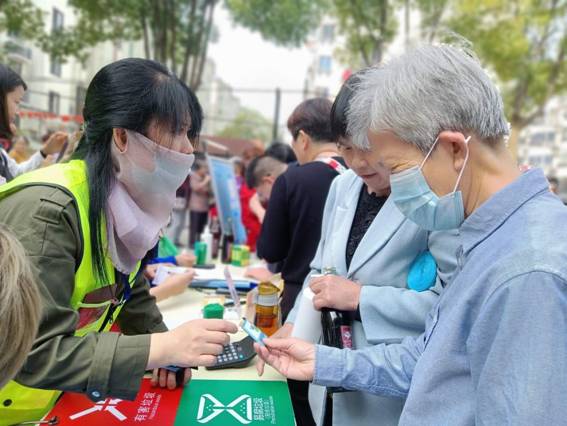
[287,170,459,426]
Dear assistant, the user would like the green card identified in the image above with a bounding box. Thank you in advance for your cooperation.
[174,379,295,425]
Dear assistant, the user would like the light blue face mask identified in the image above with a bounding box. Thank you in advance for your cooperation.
[390,135,471,231]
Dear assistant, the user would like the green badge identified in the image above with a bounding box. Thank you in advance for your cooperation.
[174,379,294,425]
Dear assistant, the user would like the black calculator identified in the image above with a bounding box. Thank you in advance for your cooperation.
[206,336,257,370]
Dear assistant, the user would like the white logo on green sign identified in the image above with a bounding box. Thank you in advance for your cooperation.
[197,394,252,424]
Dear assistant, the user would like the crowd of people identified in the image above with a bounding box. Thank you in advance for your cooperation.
[1,41,567,426]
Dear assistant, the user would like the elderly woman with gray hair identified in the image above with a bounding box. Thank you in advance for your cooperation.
[256,71,459,426]
[256,43,567,425]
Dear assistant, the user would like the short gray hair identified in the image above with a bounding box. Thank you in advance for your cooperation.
[347,44,510,152]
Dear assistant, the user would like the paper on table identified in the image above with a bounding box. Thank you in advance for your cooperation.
[192,268,226,282]
[152,264,190,285]
[291,287,322,343]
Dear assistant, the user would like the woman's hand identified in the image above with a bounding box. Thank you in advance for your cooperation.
[310,275,361,311]
[149,269,195,302]
[42,131,68,155]
[244,265,273,282]
[151,367,192,390]
[255,337,316,381]
[255,323,293,376]
[175,252,196,267]
[148,319,238,369]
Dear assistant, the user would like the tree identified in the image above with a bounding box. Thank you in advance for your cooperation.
[36,0,220,90]
[0,0,45,62]
[218,108,273,142]
[422,0,567,156]
[332,0,398,68]
[18,0,325,91]
[224,0,327,47]
[414,0,449,42]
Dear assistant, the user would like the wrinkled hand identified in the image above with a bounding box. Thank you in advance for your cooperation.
[42,131,68,155]
[309,275,361,311]
[255,323,293,376]
[151,367,191,390]
[255,337,316,381]
[176,252,196,267]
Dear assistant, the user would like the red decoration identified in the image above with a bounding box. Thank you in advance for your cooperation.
[47,379,183,425]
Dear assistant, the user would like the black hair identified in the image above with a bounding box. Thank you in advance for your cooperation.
[0,64,27,140]
[330,72,362,142]
[265,142,297,164]
[287,97,333,143]
[548,176,559,186]
[72,58,203,283]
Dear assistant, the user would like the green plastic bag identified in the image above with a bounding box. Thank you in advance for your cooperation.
[158,236,179,258]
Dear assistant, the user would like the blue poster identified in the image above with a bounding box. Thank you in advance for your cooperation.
[207,155,247,244]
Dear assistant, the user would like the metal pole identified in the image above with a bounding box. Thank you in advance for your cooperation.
[272,87,281,141]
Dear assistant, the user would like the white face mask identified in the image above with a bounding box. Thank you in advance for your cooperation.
[106,130,195,274]
[389,135,471,231]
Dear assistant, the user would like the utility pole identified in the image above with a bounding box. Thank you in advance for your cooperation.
[272,87,281,141]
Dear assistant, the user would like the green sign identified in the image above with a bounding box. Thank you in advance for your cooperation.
[174,379,294,425]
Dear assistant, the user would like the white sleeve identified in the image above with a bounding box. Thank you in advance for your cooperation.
[6,150,43,178]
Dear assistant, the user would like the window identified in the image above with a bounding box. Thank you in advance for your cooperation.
[52,8,64,32]
[318,55,332,74]
[48,92,60,115]
[50,57,62,77]
[320,24,335,43]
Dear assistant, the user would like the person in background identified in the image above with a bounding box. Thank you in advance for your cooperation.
[0,58,237,424]
[0,225,41,389]
[256,98,345,426]
[265,141,297,165]
[246,155,289,277]
[259,71,458,426]
[233,157,263,251]
[256,44,567,425]
[0,65,67,185]
[171,175,191,246]
[9,135,31,163]
[189,160,211,247]
[259,142,297,274]
[246,155,288,204]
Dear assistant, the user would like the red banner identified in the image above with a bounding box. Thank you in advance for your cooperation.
[18,109,84,124]
[47,379,183,425]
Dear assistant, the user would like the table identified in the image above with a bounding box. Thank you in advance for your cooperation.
[156,263,284,382]
[46,263,295,425]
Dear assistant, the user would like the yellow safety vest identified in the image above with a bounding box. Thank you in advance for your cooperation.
[0,160,140,424]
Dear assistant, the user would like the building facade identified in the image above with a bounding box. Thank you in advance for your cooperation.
[1,0,242,145]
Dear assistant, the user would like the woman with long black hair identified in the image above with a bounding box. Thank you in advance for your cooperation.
[0,58,237,424]
[0,64,67,184]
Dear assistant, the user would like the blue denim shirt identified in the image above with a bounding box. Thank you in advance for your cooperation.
[314,169,567,425]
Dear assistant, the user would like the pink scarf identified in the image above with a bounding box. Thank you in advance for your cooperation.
[106,130,195,274]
